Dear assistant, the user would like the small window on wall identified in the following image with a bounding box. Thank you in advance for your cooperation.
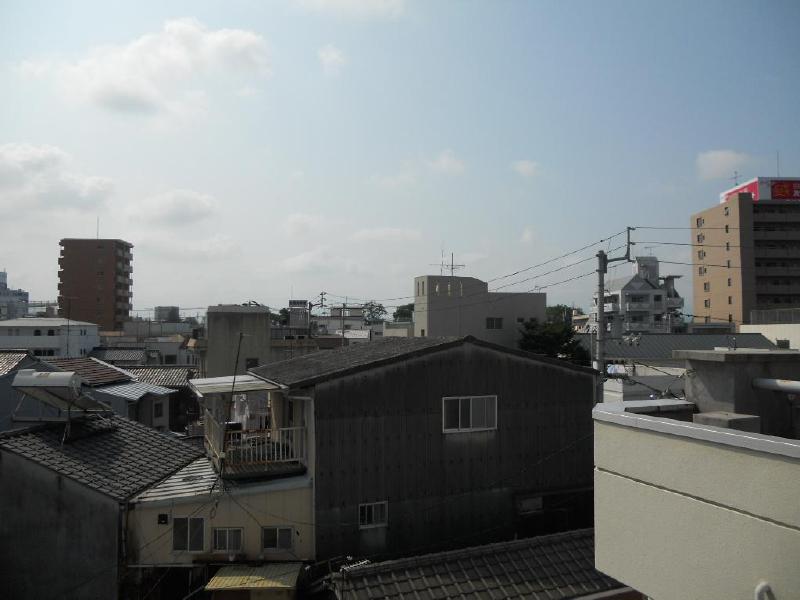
[213,528,243,552]
[173,517,204,552]
[486,317,503,330]
[153,402,163,419]
[359,501,388,529]
[443,395,497,432]
[262,527,293,551]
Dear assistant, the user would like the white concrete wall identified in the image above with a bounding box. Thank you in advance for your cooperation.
[593,411,800,599]
[0,326,98,357]
[740,323,800,349]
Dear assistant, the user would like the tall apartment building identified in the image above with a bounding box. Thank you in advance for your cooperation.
[0,271,29,320]
[691,177,800,327]
[413,275,546,348]
[58,238,133,331]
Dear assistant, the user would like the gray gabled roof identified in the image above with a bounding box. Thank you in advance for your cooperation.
[0,415,203,501]
[0,349,30,376]
[250,335,596,388]
[95,381,173,401]
[330,528,622,600]
[125,366,198,389]
[576,333,775,361]
[605,273,659,293]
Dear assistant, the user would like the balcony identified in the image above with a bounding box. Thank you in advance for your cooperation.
[624,301,651,311]
[603,303,620,312]
[755,283,800,295]
[623,321,667,332]
[753,229,800,241]
[754,247,800,258]
[754,211,800,222]
[593,406,800,598]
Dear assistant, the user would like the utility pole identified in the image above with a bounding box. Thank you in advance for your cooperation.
[595,227,635,403]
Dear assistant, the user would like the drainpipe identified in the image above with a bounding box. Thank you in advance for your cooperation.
[754,581,772,600]
[753,378,800,394]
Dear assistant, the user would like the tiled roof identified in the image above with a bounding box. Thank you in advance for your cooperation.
[576,332,776,361]
[206,564,303,591]
[0,349,30,376]
[46,357,133,386]
[251,336,595,388]
[135,457,220,502]
[331,529,621,600]
[126,366,198,388]
[0,415,203,501]
[95,381,173,401]
[89,347,147,363]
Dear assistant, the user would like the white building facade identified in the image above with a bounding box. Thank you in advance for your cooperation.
[0,318,99,358]
[413,275,546,348]
[588,257,684,335]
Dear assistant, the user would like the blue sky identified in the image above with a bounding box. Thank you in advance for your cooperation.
[1,0,798,316]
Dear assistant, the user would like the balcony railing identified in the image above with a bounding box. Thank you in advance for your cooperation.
[625,301,651,311]
[224,427,306,466]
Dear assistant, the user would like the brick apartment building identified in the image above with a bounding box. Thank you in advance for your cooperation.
[691,177,800,327]
[58,238,133,331]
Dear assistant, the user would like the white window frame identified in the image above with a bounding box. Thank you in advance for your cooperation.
[213,527,243,552]
[172,516,205,553]
[442,395,498,433]
[262,526,293,551]
[358,501,388,530]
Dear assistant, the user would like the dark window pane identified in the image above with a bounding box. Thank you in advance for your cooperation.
[472,397,487,428]
[263,528,277,549]
[486,397,497,428]
[189,518,204,551]
[214,529,226,550]
[460,398,471,429]
[278,528,292,549]
[443,399,459,430]
[229,529,242,551]
[173,518,188,551]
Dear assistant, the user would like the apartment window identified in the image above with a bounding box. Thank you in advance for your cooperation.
[34,329,41,336]
[725,225,729,233]
[724,206,730,216]
[697,250,706,260]
[359,501,388,529]
[728,296,733,305]
[728,314,733,323]
[517,317,525,323]
[726,242,730,251]
[698,267,705,276]
[173,517,204,552]
[420,329,425,337]
[704,299,711,308]
[696,217,704,228]
[421,281,425,296]
[443,395,497,432]
[703,282,710,292]
[262,527,293,551]
[213,528,243,552]
[153,402,163,419]
[727,260,731,268]
[728,278,732,287]
[486,317,503,330]
[696,233,705,243]
[47,329,55,336]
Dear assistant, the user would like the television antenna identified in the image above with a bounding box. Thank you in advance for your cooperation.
[430,251,465,277]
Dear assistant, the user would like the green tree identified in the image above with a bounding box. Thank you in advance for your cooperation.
[392,303,414,322]
[518,318,590,366]
[363,301,388,324]
[545,304,574,324]
[277,307,289,326]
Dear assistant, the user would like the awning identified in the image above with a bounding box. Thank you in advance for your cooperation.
[205,563,303,591]
[189,375,279,397]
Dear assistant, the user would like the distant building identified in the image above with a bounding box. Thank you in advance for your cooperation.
[154,305,180,322]
[692,177,800,327]
[741,307,800,349]
[0,317,99,358]
[205,304,271,376]
[588,257,684,335]
[0,271,29,321]
[58,238,133,331]
[412,275,546,348]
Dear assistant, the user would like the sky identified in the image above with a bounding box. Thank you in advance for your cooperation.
[1,0,799,318]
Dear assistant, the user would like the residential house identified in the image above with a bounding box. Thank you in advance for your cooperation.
[126,365,200,432]
[0,410,202,599]
[327,529,638,600]
[246,335,598,560]
[412,275,546,348]
[593,348,800,598]
[0,317,100,358]
[0,349,48,431]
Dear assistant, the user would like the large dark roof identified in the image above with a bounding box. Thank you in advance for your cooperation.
[330,529,621,600]
[0,415,203,501]
[576,332,775,361]
[251,336,596,388]
[89,347,147,363]
[126,366,198,389]
[0,349,30,376]
[46,357,133,386]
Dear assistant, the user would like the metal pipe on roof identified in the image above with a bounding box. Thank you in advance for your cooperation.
[752,378,800,393]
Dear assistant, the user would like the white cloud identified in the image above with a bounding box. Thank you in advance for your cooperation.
[520,226,534,244]
[318,44,347,76]
[511,159,539,178]
[281,247,360,274]
[132,189,217,226]
[696,150,751,181]
[138,233,241,262]
[428,149,465,175]
[369,171,416,188]
[19,18,270,117]
[351,227,421,242]
[283,212,327,237]
[293,0,404,19]
[0,143,112,211]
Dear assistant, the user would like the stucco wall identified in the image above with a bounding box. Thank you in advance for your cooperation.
[594,416,800,599]
[128,478,314,564]
[0,450,120,599]
[740,323,800,349]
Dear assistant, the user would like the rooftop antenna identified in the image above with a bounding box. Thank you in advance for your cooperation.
[429,251,465,277]
[729,170,740,186]
[777,151,781,177]
[644,245,657,256]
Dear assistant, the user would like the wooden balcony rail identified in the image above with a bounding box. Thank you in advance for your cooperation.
[224,426,306,466]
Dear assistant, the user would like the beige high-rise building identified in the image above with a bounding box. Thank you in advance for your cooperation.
[691,177,800,328]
